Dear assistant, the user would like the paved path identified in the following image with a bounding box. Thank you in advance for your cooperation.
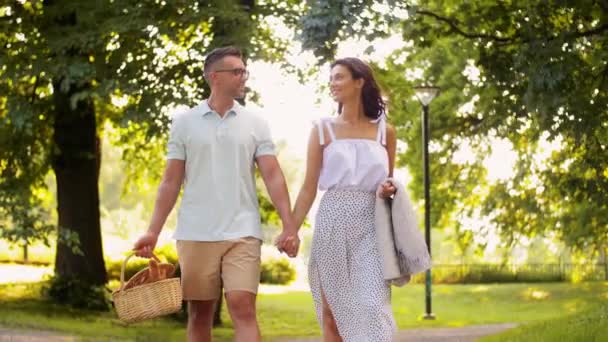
[1,323,517,341]
[276,323,518,342]
[394,323,517,341]
[0,327,76,342]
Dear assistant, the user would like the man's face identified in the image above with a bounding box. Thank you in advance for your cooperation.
[209,56,248,99]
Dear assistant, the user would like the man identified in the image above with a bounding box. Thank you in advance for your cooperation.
[133,46,299,342]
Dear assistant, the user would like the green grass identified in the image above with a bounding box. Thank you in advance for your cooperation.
[0,240,53,265]
[0,282,606,341]
[0,282,187,341]
[480,304,608,342]
[392,282,608,328]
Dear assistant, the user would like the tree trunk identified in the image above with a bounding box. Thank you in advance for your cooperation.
[22,243,29,264]
[602,246,608,281]
[52,80,106,285]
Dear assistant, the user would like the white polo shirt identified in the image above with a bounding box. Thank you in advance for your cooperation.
[167,100,275,241]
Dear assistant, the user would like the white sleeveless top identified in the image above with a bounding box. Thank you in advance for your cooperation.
[317,116,389,192]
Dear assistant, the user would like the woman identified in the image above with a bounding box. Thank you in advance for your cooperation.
[291,58,397,341]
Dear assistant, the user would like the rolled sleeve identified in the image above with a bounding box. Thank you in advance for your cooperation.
[254,119,276,157]
[166,116,186,160]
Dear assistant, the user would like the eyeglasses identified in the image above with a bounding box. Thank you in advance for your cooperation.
[213,68,249,79]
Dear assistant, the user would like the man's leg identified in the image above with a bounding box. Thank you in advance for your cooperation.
[225,290,260,342]
[187,300,216,342]
[177,240,226,342]
[222,237,262,342]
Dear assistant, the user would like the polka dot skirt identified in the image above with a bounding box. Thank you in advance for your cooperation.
[309,189,396,341]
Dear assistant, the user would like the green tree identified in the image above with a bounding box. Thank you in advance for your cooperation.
[0,0,299,306]
[299,1,608,254]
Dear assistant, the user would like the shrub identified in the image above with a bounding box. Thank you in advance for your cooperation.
[43,275,110,311]
[411,264,571,284]
[154,243,178,265]
[260,258,296,285]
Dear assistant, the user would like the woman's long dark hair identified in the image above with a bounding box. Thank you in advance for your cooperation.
[331,58,386,120]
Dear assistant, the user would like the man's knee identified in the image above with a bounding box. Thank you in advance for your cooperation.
[188,300,216,324]
[225,291,257,322]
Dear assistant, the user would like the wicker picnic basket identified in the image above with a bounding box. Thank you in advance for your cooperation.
[112,253,182,324]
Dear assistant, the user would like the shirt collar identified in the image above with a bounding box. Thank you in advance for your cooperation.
[201,99,241,117]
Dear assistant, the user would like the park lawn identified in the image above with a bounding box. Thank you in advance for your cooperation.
[480,304,608,342]
[392,281,608,328]
[0,282,606,341]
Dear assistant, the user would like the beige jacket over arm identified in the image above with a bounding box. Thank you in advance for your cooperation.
[375,178,432,286]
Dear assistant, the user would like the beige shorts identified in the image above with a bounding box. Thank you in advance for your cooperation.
[176,237,262,301]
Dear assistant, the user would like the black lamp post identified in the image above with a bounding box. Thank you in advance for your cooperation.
[413,85,440,320]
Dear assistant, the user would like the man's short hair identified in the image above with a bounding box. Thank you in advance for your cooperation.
[203,46,243,77]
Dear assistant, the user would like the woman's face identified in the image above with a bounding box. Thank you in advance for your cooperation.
[330,64,363,103]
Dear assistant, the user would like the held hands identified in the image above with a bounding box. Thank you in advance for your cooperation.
[378,180,397,199]
[133,231,159,258]
[275,227,300,258]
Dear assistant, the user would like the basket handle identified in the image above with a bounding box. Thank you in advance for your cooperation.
[119,252,161,291]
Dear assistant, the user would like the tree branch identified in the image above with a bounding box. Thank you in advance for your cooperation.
[595,0,608,13]
[570,23,608,39]
[30,76,39,104]
[415,9,518,43]
[415,9,608,44]
[597,64,608,99]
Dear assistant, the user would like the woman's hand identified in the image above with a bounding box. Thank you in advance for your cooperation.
[378,180,396,199]
[275,229,300,258]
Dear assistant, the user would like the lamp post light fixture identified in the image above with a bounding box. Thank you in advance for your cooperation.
[413,85,440,320]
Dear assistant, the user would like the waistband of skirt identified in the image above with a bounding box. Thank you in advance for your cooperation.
[324,187,376,195]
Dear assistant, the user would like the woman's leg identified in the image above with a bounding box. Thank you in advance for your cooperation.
[321,290,342,342]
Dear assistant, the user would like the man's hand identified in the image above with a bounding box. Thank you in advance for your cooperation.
[275,229,300,258]
[133,232,159,258]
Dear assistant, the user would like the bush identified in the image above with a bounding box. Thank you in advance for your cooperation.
[260,258,296,285]
[154,243,179,265]
[43,276,110,311]
[410,264,571,284]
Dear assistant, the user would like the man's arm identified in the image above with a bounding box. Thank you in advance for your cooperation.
[133,159,185,257]
[256,155,299,256]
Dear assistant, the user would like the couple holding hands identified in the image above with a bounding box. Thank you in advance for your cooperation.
[134,46,398,342]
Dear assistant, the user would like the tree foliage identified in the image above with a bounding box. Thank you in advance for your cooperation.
[0,0,296,236]
[0,0,301,297]
[300,0,608,253]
